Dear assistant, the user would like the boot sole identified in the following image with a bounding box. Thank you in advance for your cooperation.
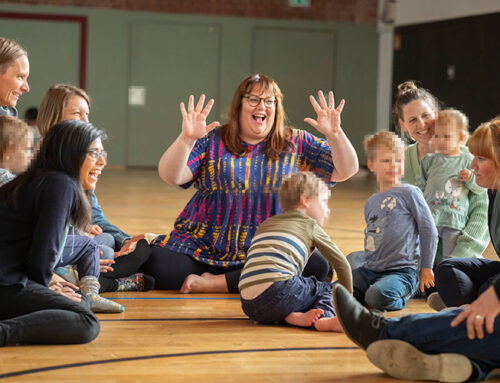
[366,340,472,382]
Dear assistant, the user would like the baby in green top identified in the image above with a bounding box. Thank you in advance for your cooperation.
[416,109,486,259]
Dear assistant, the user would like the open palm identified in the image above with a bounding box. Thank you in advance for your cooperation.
[304,90,345,137]
[180,94,219,140]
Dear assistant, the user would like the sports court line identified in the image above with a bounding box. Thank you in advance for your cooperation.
[0,346,359,379]
[100,317,249,322]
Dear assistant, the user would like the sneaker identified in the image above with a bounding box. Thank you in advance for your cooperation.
[332,284,388,349]
[427,292,447,312]
[367,339,472,382]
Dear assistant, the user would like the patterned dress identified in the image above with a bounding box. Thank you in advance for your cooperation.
[152,127,336,268]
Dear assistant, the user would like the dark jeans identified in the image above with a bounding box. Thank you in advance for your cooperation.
[353,266,419,311]
[142,246,329,293]
[381,308,500,381]
[99,239,152,292]
[435,258,500,306]
[241,276,334,324]
[0,280,100,346]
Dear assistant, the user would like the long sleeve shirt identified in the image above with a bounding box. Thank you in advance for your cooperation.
[363,184,438,272]
[239,209,353,293]
[0,172,76,287]
[91,191,130,248]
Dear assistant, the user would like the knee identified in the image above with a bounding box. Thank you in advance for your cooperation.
[365,286,400,311]
[76,314,101,344]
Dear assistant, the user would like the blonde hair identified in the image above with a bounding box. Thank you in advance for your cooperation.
[435,109,469,142]
[279,171,328,211]
[364,131,405,161]
[468,116,500,186]
[0,37,27,73]
[37,84,90,137]
[0,116,31,159]
[221,74,293,159]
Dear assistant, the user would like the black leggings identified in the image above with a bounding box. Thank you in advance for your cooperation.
[0,280,99,346]
[99,239,152,292]
[141,246,330,293]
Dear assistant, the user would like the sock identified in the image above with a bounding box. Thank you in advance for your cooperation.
[116,273,155,292]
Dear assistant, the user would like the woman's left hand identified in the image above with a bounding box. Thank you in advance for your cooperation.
[85,224,102,237]
[115,234,146,258]
[304,90,345,138]
[450,286,500,339]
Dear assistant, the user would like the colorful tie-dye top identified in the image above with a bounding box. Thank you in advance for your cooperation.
[152,127,336,267]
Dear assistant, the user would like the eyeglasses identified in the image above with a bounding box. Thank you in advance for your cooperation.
[243,95,276,108]
[87,149,107,162]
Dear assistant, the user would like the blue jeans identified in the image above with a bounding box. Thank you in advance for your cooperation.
[353,266,419,311]
[57,234,100,278]
[94,232,115,260]
[435,258,500,306]
[240,276,334,325]
[381,308,500,381]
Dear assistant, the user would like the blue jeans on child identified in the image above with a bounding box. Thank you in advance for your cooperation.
[353,266,419,311]
[240,276,334,325]
[93,232,115,260]
[380,308,500,381]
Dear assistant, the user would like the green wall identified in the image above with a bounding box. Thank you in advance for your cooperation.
[0,4,377,166]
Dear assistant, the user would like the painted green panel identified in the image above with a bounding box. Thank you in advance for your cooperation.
[127,21,220,166]
[0,19,80,119]
[252,27,336,135]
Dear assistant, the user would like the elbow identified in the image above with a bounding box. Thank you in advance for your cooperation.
[158,168,180,186]
[332,162,359,182]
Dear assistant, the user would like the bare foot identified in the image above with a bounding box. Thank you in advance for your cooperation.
[201,272,216,279]
[285,309,324,327]
[180,273,228,294]
[314,316,343,332]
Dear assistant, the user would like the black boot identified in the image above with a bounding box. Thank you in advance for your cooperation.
[333,284,387,349]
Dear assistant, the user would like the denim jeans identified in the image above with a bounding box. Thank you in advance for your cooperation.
[381,308,500,381]
[435,258,500,306]
[240,276,334,325]
[94,232,116,260]
[57,234,100,278]
[0,280,100,346]
[353,266,419,311]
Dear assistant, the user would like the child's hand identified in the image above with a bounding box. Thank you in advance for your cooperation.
[457,168,472,182]
[419,267,435,292]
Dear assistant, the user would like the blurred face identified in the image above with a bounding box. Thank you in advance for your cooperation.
[239,85,276,144]
[432,122,464,156]
[80,137,106,190]
[0,55,30,107]
[400,99,436,144]
[368,147,404,191]
[4,132,34,173]
[61,95,89,122]
[303,189,331,227]
[471,155,498,189]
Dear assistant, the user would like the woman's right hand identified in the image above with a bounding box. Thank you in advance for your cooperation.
[99,258,115,273]
[49,280,82,303]
[179,94,219,142]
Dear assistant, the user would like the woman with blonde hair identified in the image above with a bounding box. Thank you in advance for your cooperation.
[144,73,359,293]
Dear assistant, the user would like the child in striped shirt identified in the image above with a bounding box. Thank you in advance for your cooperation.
[239,171,353,331]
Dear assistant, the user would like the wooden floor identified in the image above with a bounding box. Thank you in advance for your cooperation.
[1,168,499,382]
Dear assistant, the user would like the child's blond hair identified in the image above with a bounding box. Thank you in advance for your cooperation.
[435,108,469,143]
[364,131,405,161]
[0,116,31,160]
[279,171,328,211]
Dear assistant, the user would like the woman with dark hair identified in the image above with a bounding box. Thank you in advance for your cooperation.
[37,84,154,293]
[0,37,29,117]
[143,73,359,293]
[0,120,110,345]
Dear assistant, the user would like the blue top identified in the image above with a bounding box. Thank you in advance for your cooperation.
[0,172,77,287]
[152,127,336,268]
[363,184,438,271]
[0,106,17,117]
[91,190,130,248]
